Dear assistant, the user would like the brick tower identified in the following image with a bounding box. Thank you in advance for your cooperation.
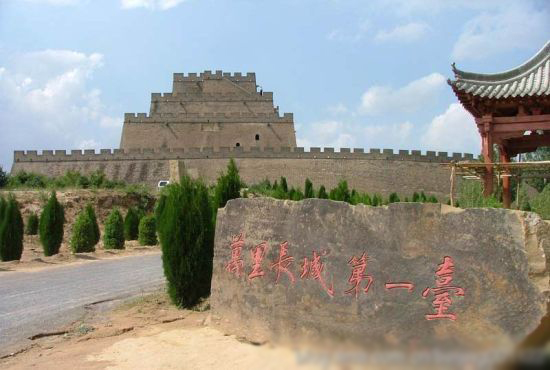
[120,70,297,151]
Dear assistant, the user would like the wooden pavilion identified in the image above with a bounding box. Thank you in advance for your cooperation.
[448,41,550,208]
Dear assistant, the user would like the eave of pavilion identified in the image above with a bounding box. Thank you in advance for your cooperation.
[448,40,550,118]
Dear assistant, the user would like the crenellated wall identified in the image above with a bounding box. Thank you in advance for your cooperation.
[12,147,473,198]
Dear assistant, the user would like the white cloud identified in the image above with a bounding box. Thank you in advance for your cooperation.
[297,120,413,150]
[374,22,430,43]
[78,139,100,150]
[327,19,370,43]
[451,3,550,61]
[121,0,187,10]
[327,103,348,115]
[421,103,479,154]
[359,73,446,115]
[0,49,121,171]
[22,0,81,5]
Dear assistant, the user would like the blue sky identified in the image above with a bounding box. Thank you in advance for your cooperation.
[1,0,549,171]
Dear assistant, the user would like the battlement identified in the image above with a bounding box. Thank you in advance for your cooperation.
[13,147,474,163]
[173,71,256,82]
[123,112,294,123]
[150,91,274,101]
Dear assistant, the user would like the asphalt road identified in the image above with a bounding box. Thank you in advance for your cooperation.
[0,253,165,356]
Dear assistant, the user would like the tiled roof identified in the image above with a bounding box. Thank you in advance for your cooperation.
[449,41,550,99]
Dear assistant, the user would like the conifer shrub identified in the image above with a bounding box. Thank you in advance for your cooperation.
[156,176,214,307]
[0,196,6,224]
[317,185,328,199]
[388,193,400,203]
[138,215,157,246]
[0,196,24,261]
[85,204,100,245]
[330,180,351,203]
[70,210,96,253]
[412,192,420,202]
[124,207,139,240]
[427,195,439,203]
[39,191,65,256]
[103,209,125,249]
[420,191,428,202]
[214,158,242,209]
[362,193,372,205]
[304,178,314,198]
[280,176,288,193]
[25,212,39,235]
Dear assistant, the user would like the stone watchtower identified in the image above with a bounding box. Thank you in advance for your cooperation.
[120,70,297,151]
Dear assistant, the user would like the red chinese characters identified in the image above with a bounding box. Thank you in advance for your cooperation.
[270,241,295,284]
[301,250,334,297]
[422,256,464,321]
[344,252,374,298]
[385,283,414,292]
[248,242,268,281]
[225,233,245,277]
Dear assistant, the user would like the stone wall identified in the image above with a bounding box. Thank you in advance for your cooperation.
[11,147,473,198]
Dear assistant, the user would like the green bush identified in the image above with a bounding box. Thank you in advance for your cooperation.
[70,210,96,253]
[330,180,351,203]
[304,178,314,198]
[39,192,65,256]
[0,196,24,261]
[388,193,400,203]
[412,192,420,202]
[25,212,39,235]
[317,185,328,199]
[280,176,288,193]
[427,195,439,203]
[85,204,100,245]
[103,209,125,249]
[124,207,139,240]
[458,180,502,208]
[138,215,157,246]
[531,184,550,219]
[214,158,242,209]
[0,196,6,224]
[0,166,8,188]
[156,176,214,307]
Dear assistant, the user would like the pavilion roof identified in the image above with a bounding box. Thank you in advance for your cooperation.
[448,41,550,100]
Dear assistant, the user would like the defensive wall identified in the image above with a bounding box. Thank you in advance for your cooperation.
[12,147,474,199]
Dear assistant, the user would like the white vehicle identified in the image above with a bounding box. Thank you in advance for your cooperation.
[157,180,170,189]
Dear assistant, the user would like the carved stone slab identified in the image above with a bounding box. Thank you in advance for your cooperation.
[211,198,549,352]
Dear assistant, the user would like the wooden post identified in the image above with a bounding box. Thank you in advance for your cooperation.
[450,163,456,207]
[500,148,511,209]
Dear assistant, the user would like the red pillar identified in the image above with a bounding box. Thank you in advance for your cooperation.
[500,146,511,208]
[481,116,494,197]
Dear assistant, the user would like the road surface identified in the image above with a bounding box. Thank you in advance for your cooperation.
[0,253,164,356]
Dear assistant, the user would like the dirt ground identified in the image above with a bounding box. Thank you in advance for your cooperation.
[0,291,322,370]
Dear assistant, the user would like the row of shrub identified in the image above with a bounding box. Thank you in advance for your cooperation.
[1,169,127,190]
[247,177,440,206]
[0,192,157,262]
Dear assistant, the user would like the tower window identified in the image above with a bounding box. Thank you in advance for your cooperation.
[255,134,260,141]
[236,142,240,147]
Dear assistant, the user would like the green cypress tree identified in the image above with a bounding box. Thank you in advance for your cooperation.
[124,207,139,240]
[412,192,420,202]
[214,158,242,209]
[70,210,96,253]
[0,196,7,225]
[0,196,24,261]
[317,185,328,199]
[25,212,39,235]
[103,209,125,249]
[156,176,214,307]
[427,195,439,203]
[304,178,314,198]
[39,192,65,256]
[280,176,288,193]
[138,215,157,246]
[362,193,372,205]
[85,204,100,245]
[389,193,400,203]
[420,191,428,203]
